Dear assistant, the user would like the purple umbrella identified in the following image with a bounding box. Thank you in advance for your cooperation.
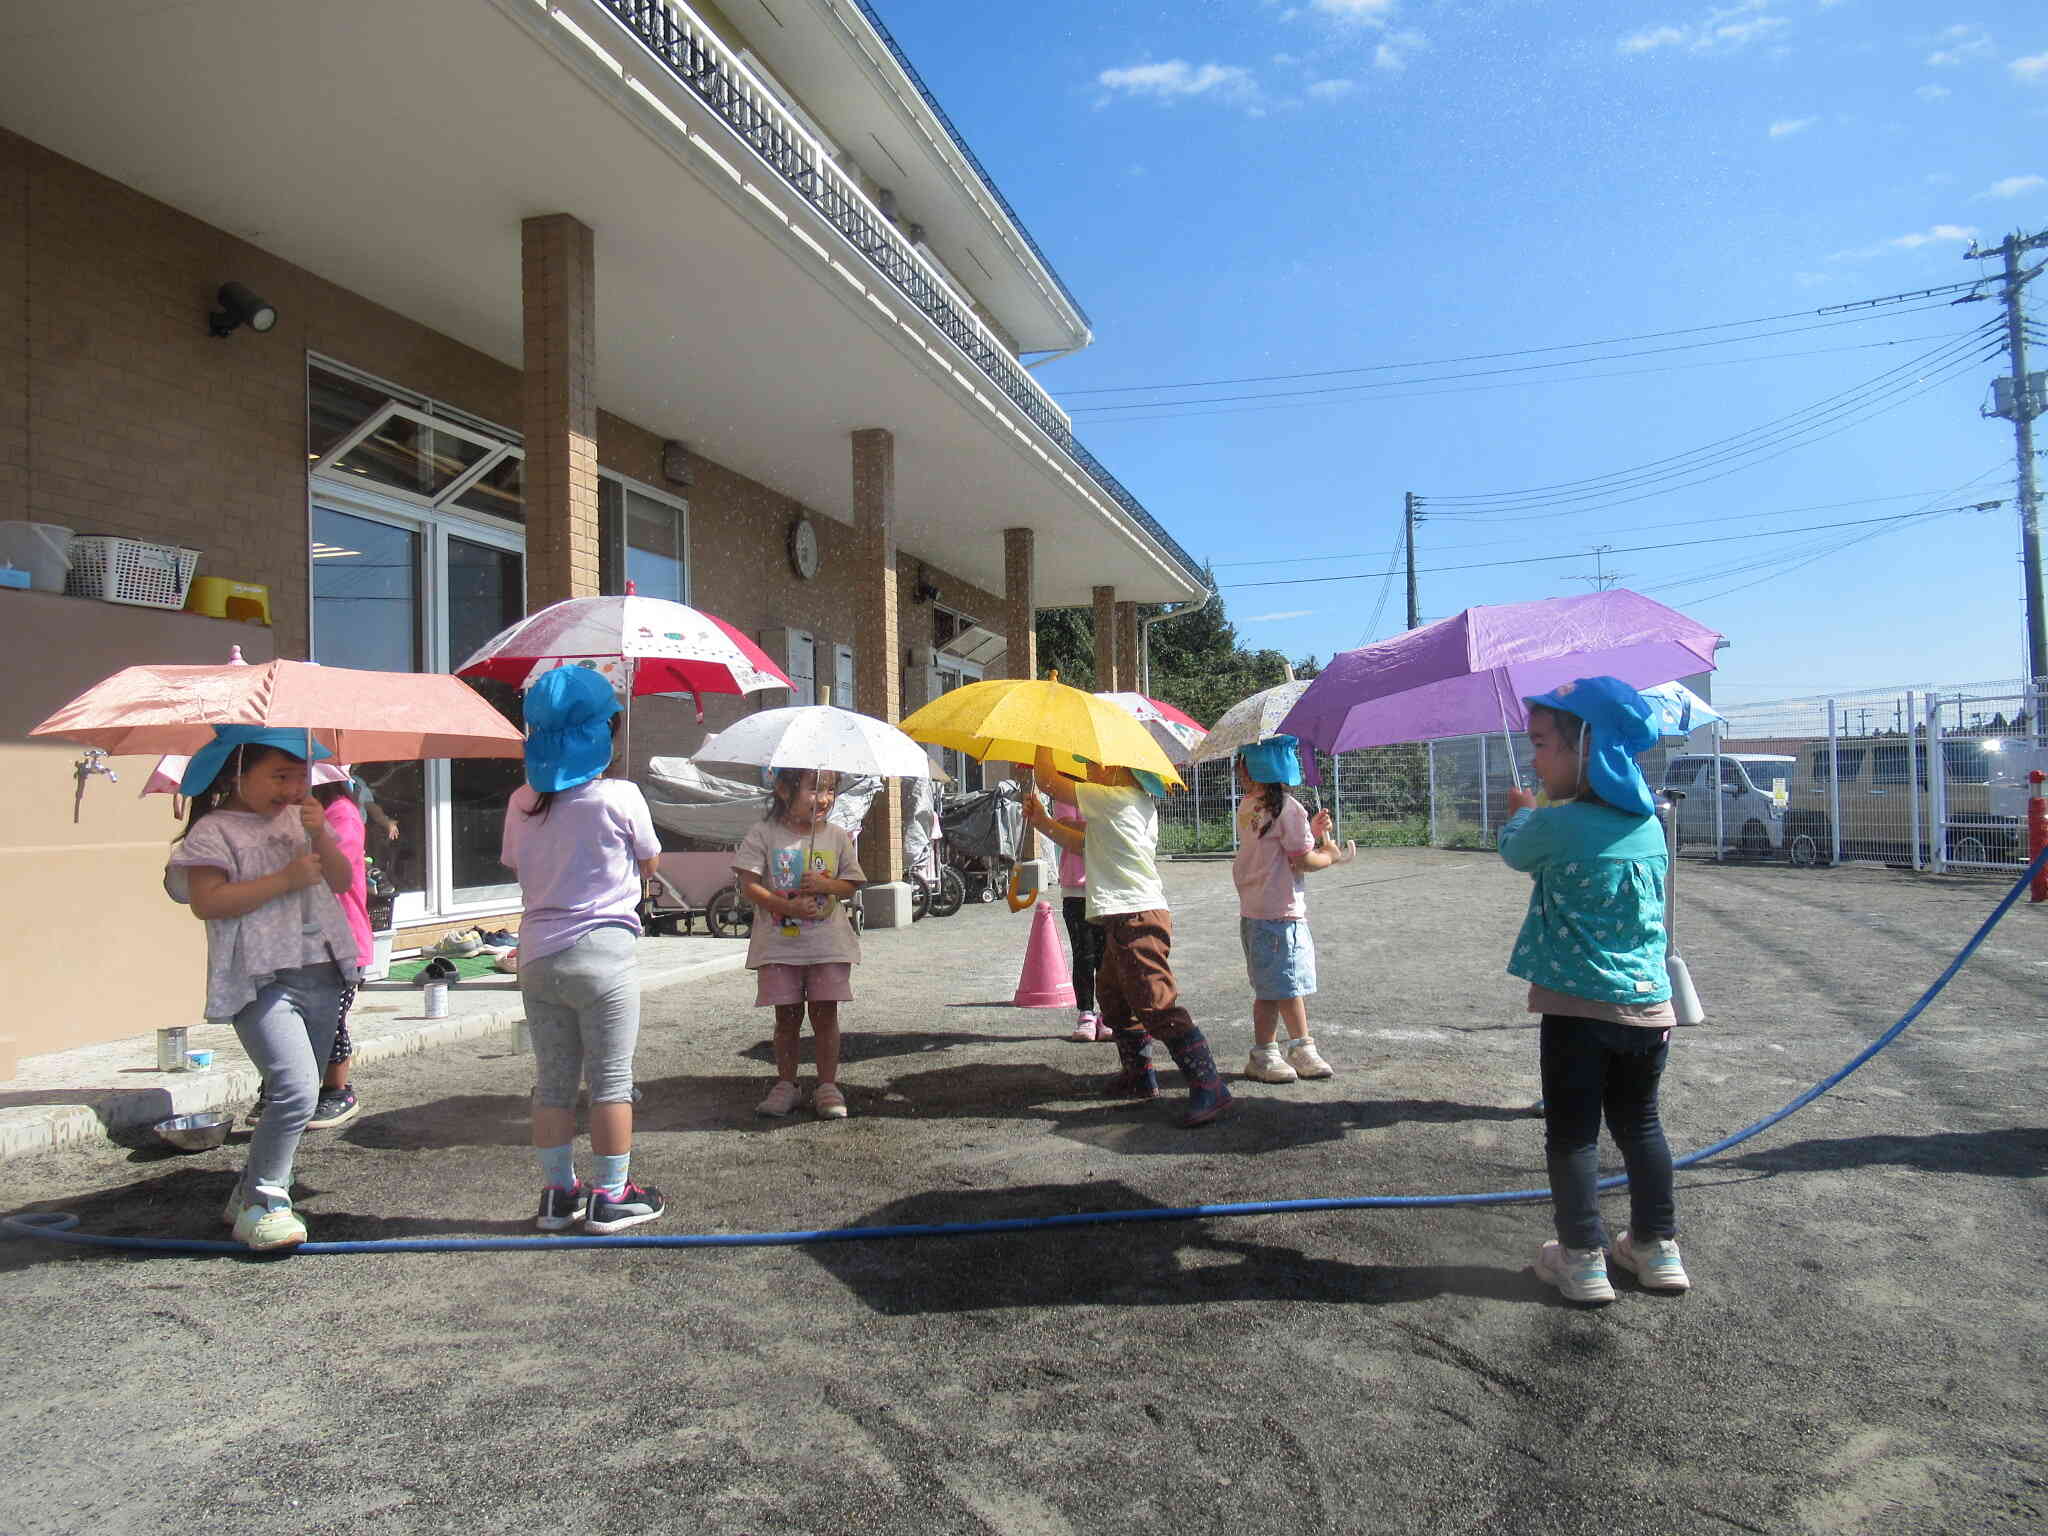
[1279,590,1722,756]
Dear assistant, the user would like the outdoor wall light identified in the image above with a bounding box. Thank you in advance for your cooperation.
[208,282,277,338]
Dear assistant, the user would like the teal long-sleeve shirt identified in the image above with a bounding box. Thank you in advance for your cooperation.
[1497,802,1671,1008]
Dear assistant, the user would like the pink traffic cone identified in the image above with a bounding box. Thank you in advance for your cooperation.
[1012,899,1077,1008]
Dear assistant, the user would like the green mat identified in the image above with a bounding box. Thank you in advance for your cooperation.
[388,952,509,984]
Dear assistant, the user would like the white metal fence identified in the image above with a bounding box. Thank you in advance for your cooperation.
[1416,677,2047,874]
[1158,745,1432,855]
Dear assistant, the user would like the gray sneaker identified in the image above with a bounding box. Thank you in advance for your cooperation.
[1536,1240,1616,1305]
[1611,1230,1692,1292]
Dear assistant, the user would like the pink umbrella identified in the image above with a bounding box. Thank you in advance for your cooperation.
[1093,691,1208,765]
[32,658,525,762]
[456,592,792,720]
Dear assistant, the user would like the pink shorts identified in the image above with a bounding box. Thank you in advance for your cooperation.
[755,962,854,1007]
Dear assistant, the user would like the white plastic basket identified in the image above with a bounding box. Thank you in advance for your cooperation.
[65,536,201,609]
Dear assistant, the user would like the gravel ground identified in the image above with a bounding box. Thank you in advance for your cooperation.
[3,850,2044,1535]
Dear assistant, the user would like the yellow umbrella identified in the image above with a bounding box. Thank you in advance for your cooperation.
[899,676,1185,789]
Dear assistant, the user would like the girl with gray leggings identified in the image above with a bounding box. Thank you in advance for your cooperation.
[500,666,665,1234]
[164,728,360,1251]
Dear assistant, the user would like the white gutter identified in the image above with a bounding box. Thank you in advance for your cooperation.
[1138,583,1215,697]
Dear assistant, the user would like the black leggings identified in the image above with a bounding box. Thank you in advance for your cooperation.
[1061,896,1107,1013]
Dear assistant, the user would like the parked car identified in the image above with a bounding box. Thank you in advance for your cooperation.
[1780,736,2047,867]
[1661,753,1794,858]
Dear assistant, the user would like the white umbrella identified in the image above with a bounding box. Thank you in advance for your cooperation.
[1190,679,1312,763]
[693,705,932,780]
[1093,691,1208,766]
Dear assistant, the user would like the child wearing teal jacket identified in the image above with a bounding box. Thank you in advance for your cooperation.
[1500,676,1692,1306]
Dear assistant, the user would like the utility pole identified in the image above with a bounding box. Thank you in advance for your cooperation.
[1572,544,1627,592]
[1970,227,2048,688]
[1404,491,1421,629]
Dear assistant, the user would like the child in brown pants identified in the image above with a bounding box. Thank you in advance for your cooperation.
[1022,748,1231,1127]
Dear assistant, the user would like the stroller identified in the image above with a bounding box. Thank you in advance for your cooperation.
[639,758,880,937]
[903,774,965,919]
[939,779,1023,905]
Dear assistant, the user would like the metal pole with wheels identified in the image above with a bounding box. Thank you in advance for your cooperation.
[1662,789,1705,1026]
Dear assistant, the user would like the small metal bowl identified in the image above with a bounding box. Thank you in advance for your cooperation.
[153,1111,230,1152]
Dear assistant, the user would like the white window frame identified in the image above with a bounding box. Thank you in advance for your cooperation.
[308,478,527,925]
[601,469,691,604]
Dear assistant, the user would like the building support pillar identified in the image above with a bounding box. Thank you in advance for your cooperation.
[521,214,599,608]
[1093,585,1118,694]
[1003,527,1038,862]
[852,428,906,895]
[1114,601,1140,695]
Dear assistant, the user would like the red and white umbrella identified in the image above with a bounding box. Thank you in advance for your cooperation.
[1093,692,1208,766]
[455,592,792,720]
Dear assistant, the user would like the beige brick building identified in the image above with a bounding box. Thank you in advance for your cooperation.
[0,0,1207,1070]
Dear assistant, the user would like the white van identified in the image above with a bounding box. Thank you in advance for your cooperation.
[1660,753,1796,858]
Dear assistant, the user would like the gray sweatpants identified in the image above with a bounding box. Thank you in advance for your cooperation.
[521,926,641,1108]
[231,962,346,1196]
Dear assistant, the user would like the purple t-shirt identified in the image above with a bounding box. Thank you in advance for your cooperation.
[500,780,659,962]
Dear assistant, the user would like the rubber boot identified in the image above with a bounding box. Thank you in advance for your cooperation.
[1164,1028,1233,1127]
[1102,1028,1158,1100]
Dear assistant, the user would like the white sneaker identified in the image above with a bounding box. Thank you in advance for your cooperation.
[1244,1044,1299,1083]
[231,1186,307,1251]
[811,1082,849,1120]
[431,929,483,958]
[1067,1011,1101,1042]
[1611,1230,1691,1292]
[756,1079,802,1117]
[1535,1240,1615,1305]
[1285,1036,1335,1078]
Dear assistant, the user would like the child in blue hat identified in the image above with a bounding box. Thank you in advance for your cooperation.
[1232,736,1345,1084]
[164,727,359,1250]
[1501,676,1692,1304]
[501,665,665,1234]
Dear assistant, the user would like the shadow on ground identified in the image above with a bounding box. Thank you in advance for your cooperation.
[808,1180,1540,1315]
[1725,1126,2047,1179]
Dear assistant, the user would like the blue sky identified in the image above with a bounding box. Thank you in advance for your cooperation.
[875,0,2048,702]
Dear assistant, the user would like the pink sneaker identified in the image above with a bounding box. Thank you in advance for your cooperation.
[1067,1010,1102,1042]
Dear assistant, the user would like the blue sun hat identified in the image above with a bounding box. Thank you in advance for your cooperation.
[1522,676,1659,816]
[177,726,332,796]
[523,664,621,793]
[1240,733,1304,787]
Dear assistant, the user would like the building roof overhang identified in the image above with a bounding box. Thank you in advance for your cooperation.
[0,0,1202,608]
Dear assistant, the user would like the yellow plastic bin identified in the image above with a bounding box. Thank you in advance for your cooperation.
[184,576,272,625]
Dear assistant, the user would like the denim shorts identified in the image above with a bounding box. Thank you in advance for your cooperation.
[1240,917,1316,1001]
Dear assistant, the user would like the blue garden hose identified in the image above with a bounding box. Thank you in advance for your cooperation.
[9,850,2043,1258]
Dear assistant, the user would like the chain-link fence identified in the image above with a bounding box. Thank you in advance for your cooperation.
[1413,676,2048,874]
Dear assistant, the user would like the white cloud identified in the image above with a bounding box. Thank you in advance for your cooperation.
[1311,0,1398,18]
[1307,77,1356,98]
[1915,82,1951,100]
[1890,223,1976,249]
[1769,115,1817,136]
[1272,51,1301,66]
[1374,29,1428,70]
[1241,610,1315,622]
[1096,60,1259,108]
[1986,174,2045,199]
[1618,3,1789,57]
[1927,25,1992,67]
[2013,53,2048,81]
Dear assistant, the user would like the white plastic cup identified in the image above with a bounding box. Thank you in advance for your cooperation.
[424,981,449,1019]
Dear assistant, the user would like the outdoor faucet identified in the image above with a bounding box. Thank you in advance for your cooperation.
[72,748,118,823]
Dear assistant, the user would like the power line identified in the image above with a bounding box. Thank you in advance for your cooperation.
[1208,486,1985,568]
[1220,503,2003,590]
[1351,521,1407,649]
[1424,324,2001,509]
[1417,330,2003,519]
[1068,314,1964,418]
[1057,279,1988,397]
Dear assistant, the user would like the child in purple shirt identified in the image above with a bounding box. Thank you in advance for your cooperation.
[500,666,664,1235]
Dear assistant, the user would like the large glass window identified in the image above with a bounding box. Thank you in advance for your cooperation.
[447,537,526,904]
[311,507,429,908]
[600,477,688,600]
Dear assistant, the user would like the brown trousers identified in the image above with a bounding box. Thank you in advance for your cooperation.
[1094,909,1195,1042]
